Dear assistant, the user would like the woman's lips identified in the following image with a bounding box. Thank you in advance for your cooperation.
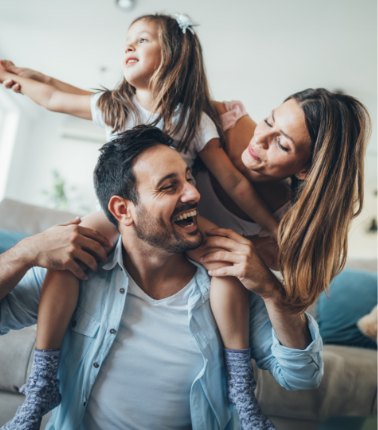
[248,144,260,160]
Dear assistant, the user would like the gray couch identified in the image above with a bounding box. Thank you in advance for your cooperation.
[0,198,376,430]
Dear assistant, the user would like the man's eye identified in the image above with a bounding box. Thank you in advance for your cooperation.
[264,119,272,127]
[161,185,173,191]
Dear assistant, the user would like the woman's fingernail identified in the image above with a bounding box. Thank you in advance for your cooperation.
[208,270,212,276]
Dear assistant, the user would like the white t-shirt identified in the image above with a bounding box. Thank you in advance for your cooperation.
[91,92,219,169]
[83,274,204,430]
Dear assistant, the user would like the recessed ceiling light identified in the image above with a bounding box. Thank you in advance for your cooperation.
[116,0,135,11]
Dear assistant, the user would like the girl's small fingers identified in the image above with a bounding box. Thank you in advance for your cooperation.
[12,83,21,93]
[206,228,251,245]
[3,79,14,88]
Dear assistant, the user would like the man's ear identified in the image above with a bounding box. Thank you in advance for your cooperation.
[108,196,134,227]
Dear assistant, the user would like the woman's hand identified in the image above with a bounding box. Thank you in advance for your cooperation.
[0,60,47,93]
[199,228,283,301]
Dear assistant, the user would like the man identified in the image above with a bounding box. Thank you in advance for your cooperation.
[0,125,322,430]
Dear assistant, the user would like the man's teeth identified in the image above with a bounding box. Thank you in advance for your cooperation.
[174,210,197,222]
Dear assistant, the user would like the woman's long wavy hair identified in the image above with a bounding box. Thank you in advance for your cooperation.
[278,88,371,313]
[96,13,224,151]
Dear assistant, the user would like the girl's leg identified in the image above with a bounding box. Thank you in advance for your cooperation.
[3,270,79,430]
[210,276,276,430]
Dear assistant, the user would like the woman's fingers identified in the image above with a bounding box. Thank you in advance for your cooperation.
[208,265,240,278]
[206,228,251,245]
[200,235,252,254]
[200,250,243,264]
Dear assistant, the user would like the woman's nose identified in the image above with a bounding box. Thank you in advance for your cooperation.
[255,133,270,150]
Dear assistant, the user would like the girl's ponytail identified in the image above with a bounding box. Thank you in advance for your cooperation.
[278,88,371,313]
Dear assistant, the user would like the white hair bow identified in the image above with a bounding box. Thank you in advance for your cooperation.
[174,14,199,34]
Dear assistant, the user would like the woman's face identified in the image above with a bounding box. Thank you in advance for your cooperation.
[241,99,312,182]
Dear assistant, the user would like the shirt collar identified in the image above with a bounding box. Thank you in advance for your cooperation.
[102,236,210,299]
[102,235,124,271]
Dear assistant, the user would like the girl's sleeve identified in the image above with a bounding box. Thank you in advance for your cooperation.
[221,101,248,131]
[91,92,106,128]
[194,113,220,153]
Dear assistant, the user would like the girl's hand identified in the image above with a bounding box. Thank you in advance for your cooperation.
[199,228,283,301]
[0,60,47,93]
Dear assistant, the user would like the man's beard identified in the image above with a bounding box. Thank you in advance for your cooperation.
[133,203,202,254]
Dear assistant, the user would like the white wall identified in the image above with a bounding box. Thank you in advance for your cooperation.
[0,0,376,253]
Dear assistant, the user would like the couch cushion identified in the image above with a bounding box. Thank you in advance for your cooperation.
[0,326,36,393]
[254,344,377,421]
[0,198,78,235]
[0,228,30,254]
[317,269,377,349]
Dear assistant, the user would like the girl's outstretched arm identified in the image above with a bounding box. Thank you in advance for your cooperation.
[186,215,250,349]
[0,60,93,95]
[199,140,279,240]
[0,68,92,119]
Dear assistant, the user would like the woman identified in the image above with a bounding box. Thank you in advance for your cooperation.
[198,88,370,313]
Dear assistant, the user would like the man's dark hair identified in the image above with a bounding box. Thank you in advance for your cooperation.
[94,125,173,227]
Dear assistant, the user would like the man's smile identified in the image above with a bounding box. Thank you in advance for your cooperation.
[173,209,198,231]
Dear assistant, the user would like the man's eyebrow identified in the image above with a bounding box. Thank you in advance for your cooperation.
[155,168,190,188]
[272,110,296,146]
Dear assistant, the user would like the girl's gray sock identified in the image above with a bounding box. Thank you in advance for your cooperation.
[224,348,276,430]
[1,348,62,430]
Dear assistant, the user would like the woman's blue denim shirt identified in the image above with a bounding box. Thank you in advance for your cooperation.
[0,237,323,430]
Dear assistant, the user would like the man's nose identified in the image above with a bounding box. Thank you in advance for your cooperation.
[181,181,200,204]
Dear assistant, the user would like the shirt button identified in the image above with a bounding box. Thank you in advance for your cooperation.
[119,288,125,294]
[93,362,99,368]
[119,267,123,271]
[71,321,77,327]
[83,401,87,406]
[110,329,116,334]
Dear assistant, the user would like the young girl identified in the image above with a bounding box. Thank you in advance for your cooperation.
[0,14,277,430]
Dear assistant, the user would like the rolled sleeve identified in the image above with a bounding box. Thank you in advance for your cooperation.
[249,293,324,391]
[0,267,45,334]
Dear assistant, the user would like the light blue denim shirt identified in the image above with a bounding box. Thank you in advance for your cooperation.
[0,237,323,430]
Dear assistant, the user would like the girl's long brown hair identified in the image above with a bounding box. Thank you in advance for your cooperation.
[278,88,371,313]
[96,13,224,151]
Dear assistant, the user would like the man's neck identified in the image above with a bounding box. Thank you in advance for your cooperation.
[120,233,197,300]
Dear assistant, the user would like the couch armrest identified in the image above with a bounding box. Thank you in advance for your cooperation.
[254,344,377,421]
[0,326,36,393]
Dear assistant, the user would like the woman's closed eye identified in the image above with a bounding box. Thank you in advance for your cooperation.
[277,138,289,152]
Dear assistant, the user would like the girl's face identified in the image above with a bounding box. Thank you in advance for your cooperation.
[241,99,312,182]
[122,19,162,89]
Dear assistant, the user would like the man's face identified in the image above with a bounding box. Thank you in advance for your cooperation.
[131,145,202,254]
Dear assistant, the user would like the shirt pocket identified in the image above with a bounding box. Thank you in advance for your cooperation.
[63,307,101,367]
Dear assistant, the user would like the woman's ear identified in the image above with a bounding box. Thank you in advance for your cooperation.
[108,196,134,227]
[296,169,309,181]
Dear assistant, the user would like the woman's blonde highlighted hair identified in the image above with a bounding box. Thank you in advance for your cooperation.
[96,13,224,151]
[278,88,371,313]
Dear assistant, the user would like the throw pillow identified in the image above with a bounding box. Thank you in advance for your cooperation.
[0,228,30,254]
[317,268,377,350]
